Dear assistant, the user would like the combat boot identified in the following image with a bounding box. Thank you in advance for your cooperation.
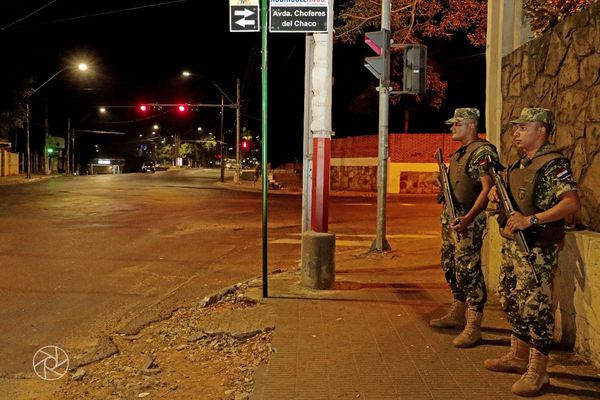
[483,335,529,374]
[452,308,482,348]
[511,348,549,396]
[429,300,467,329]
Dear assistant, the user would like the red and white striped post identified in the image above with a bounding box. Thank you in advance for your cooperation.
[311,130,331,233]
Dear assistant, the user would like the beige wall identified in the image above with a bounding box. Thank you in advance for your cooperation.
[331,158,438,194]
[0,150,19,176]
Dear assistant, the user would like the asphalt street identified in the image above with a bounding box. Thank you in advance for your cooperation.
[0,168,440,377]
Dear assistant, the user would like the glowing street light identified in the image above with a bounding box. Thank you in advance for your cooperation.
[25,60,90,178]
[99,107,106,113]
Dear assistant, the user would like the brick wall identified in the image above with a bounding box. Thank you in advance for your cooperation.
[332,133,486,162]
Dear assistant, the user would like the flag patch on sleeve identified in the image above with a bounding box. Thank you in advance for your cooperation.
[556,168,571,181]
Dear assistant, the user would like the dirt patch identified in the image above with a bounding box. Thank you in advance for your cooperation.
[31,285,273,400]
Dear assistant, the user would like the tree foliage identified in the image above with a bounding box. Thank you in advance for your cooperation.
[179,143,197,159]
[336,0,487,109]
[523,0,593,36]
[0,88,28,141]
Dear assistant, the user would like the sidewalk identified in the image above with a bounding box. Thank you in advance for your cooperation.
[0,173,56,185]
[245,252,600,400]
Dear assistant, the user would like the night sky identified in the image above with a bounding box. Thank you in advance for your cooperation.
[0,0,486,167]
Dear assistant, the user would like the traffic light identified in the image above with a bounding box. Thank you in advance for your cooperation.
[364,30,390,82]
[139,104,148,112]
[402,45,427,94]
[241,141,249,151]
[177,105,188,113]
[47,148,54,154]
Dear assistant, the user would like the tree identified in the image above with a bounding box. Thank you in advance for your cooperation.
[0,87,28,142]
[523,0,593,36]
[336,0,487,113]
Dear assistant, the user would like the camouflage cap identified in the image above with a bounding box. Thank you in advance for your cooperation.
[445,108,480,124]
[511,107,554,125]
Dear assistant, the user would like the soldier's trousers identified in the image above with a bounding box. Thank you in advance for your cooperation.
[498,239,558,353]
[440,212,487,311]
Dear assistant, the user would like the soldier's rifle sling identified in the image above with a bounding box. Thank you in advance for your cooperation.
[486,156,540,284]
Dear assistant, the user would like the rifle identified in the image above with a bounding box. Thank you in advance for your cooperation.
[486,155,540,284]
[434,148,460,241]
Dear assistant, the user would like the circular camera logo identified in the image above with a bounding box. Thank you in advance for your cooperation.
[32,346,69,380]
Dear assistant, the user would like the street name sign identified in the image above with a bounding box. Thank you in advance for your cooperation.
[269,0,328,33]
[230,0,260,32]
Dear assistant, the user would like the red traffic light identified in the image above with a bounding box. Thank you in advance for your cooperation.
[139,104,148,112]
[177,105,187,112]
[241,141,248,150]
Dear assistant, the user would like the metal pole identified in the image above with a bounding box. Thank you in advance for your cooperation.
[43,97,49,175]
[261,0,269,298]
[26,103,31,179]
[66,117,71,174]
[71,129,76,174]
[220,95,225,183]
[371,0,392,252]
[235,79,241,184]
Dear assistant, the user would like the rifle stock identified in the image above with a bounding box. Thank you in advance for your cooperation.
[486,155,540,283]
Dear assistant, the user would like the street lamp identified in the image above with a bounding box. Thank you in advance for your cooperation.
[25,62,89,178]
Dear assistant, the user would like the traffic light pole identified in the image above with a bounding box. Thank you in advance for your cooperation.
[371,0,392,252]
[234,79,241,184]
[220,95,225,183]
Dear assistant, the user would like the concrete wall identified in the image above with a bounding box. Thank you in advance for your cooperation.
[487,1,600,366]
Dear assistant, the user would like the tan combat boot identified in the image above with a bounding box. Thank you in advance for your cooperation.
[452,308,482,348]
[429,300,467,329]
[511,348,549,396]
[483,335,529,374]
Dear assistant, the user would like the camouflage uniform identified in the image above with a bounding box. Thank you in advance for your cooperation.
[499,143,577,352]
[440,108,499,312]
[441,143,498,311]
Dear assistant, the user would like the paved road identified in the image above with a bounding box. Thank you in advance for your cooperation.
[0,169,439,376]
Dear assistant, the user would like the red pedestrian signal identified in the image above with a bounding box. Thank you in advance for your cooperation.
[242,141,248,150]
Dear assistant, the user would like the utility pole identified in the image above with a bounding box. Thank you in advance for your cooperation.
[372,0,392,252]
[26,104,31,179]
[66,117,71,174]
[43,97,50,175]
[220,94,225,183]
[234,79,241,184]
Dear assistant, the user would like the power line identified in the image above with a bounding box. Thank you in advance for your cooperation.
[1,0,57,31]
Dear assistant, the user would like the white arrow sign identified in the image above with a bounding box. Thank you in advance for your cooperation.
[235,17,256,27]
[234,8,254,18]
[230,4,259,32]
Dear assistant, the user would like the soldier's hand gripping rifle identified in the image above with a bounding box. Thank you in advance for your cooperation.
[486,155,540,284]
[434,148,460,241]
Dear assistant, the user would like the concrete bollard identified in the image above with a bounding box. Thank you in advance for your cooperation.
[301,231,336,289]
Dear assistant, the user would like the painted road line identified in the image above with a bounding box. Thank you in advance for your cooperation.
[287,233,438,239]
[270,238,373,247]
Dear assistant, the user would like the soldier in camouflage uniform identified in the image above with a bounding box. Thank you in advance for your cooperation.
[484,108,581,396]
[430,108,499,348]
